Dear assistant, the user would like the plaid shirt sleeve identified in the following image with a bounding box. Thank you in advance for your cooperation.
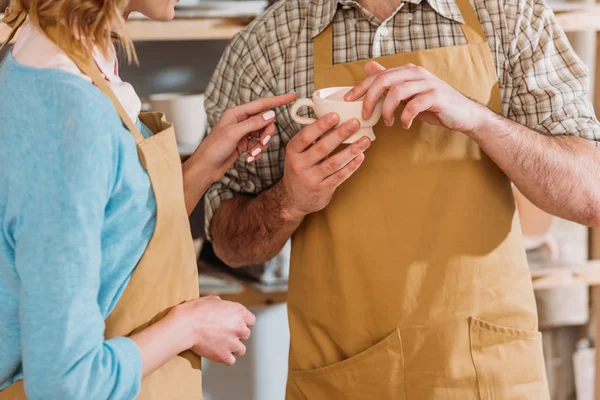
[203,17,286,240]
[504,0,600,145]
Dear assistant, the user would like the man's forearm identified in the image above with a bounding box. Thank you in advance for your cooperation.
[470,108,600,227]
[211,181,304,267]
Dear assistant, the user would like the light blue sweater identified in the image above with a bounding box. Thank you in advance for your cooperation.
[0,53,156,399]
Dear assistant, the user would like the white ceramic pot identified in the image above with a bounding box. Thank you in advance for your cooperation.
[146,93,207,155]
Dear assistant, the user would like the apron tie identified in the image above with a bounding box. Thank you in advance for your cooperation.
[1,4,28,52]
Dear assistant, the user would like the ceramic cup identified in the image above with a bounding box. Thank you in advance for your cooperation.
[290,86,383,144]
[146,93,207,155]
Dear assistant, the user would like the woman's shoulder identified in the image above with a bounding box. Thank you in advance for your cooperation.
[1,53,122,132]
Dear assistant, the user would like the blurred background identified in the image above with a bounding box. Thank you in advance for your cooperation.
[2,0,600,399]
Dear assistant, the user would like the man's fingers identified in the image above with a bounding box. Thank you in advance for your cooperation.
[400,91,436,129]
[364,60,386,77]
[381,80,430,126]
[345,63,419,102]
[289,112,340,153]
[304,119,361,167]
[323,153,366,188]
[361,67,426,119]
[319,136,371,179]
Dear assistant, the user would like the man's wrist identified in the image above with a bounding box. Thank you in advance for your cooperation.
[465,104,504,144]
[271,180,305,223]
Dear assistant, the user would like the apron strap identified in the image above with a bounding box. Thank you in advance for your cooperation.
[313,23,334,70]
[65,53,146,144]
[313,0,487,70]
[43,27,146,144]
[454,0,486,45]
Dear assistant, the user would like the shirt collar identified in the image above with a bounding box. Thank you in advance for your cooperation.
[311,0,465,38]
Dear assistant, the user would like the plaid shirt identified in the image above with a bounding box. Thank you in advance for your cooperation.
[204,0,600,239]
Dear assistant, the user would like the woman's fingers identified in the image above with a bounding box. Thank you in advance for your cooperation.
[244,123,276,162]
[231,339,247,357]
[227,93,297,123]
[244,310,257,327]
[231,110,276,141]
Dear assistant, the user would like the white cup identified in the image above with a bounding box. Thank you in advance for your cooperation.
[290,86,383,144]
[146,93,207,155]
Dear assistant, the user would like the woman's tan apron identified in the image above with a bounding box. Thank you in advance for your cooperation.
[1,11,202,400]
[287,0,550,398]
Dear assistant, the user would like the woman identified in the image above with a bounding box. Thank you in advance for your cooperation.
[0,0,295,399]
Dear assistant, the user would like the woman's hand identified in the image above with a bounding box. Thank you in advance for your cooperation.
[173,296,256,366]
[182,93,297,214]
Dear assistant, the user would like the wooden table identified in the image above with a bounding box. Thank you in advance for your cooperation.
[205,285,287,307]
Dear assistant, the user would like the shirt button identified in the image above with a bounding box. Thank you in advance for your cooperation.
[380,26,389,36]
[407,13,414,21]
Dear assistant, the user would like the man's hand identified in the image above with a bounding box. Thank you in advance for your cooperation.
[280,113,371,220]
[210,113,371,267]
[344,61,488,134]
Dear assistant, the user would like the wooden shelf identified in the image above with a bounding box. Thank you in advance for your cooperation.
[531,261,600,290]
[125,17,248,41]
[555,6,600,33]
[0,16,249,44]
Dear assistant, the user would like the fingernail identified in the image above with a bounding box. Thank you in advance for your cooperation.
[348,119,360,130]
[390,117,395,126]
[362,110,368,119]
[327,113,339,123]
[344,91,353,101]
[262,110,275,120]
[262,135,271,145]
[360,137,371,148]
[247,156,255,162]
[251,148,262,157]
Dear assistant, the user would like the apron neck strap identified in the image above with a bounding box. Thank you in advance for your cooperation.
[313,23,334,70]
[313,0,487,70]
[454,0,486,45]
[43,27,146,144]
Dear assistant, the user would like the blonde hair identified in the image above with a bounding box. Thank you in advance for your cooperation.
[10,0,137,62]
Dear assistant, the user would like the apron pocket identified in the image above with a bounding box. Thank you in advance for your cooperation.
[287,329,407,400]
[469,317,549,400]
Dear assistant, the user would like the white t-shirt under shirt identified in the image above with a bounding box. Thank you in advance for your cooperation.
[12,23,142,122]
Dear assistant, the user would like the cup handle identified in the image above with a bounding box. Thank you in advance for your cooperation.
[290,99,317,125]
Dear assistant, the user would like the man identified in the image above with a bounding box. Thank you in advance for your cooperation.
[204,0,600,398]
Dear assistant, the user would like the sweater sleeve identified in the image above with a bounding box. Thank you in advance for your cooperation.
[10,82,142,400]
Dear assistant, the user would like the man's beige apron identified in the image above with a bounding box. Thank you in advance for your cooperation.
[0,10,203,400]
[287,0,550,398]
